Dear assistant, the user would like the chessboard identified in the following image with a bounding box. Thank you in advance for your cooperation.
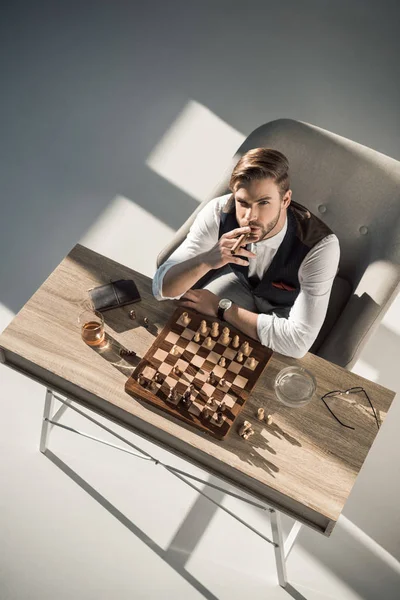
[125,308,273,439]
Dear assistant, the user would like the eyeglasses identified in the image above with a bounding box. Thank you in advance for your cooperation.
[320,386,380,431]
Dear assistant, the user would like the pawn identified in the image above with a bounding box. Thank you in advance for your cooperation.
[257,407,265,421]
[173,365,181,376]
[137,374,146,387]
[266,414,273,425]
[239,420,252,437]
[218,357,226,368]
[219,378,226,387]
[236,351,244,363]
[193,332,201,342]
[171,345,179,356]
[181,312,191,326]
[221,327,230,344]
[204,336,213,348]
[248,357,256,369]
[232,334,240,349]
[154,372,163,384]
[243,428,255,440]
[242,341,250,356]
[211,322,219,338]
[200,320,208,335]
[129,309,136,320]
[149,380,158,393]
[143,317,150,328]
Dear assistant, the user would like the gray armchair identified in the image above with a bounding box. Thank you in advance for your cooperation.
[157,119,400,370]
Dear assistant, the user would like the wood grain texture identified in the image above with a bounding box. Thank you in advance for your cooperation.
[0,244,396,535]
[125,307,273,439]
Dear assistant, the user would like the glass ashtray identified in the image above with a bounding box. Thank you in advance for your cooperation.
[274,366,316,408]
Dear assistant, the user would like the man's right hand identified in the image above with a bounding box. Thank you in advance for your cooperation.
[203,226,256,270]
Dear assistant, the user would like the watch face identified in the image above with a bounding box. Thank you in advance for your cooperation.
[220,298,232,310]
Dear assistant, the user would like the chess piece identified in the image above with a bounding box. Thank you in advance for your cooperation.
[236,351,243,363]
[154,372,163,383]
[143,317,150,328]
[221,327,230,344]
[207,372,216,385]
[181,312,191,326]
[207,397,218,410]
[202,406,212,420]
[168,387,179,402]
[193,332,201,342]
[149,380,158,392]
[129,309,136,320]
[171,345,179,356]
[219,378,226,387]
[243,428,254,440]
[173,365,181,375]
[238,420,252,437]
[218,357,226,367]
[241,341,250,356]
[211,322,219,338]
[257,407,265,420]
[204,336,213,348]
[119,348,137,358]
[182,388,193,408]
[232,334,240,348]
[200,320,208,334]
[218,400,226,413]
[216,411,224,425]
[137,374,146,387]
[249,357,256,369]
[266,414,273,425]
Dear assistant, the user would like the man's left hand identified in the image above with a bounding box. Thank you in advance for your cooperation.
[178,289,219,318]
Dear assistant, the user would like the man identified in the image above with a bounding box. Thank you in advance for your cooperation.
[152,148,340,358]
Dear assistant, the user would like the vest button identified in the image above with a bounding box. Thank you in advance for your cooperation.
[359,226,368,235]
[318,204,327,214]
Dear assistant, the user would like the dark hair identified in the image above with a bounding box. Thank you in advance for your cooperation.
[229,148,290,198]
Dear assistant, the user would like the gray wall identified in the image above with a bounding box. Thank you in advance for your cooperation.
[1,0,399,312]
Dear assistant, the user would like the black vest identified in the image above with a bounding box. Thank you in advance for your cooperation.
[196,198,334,312]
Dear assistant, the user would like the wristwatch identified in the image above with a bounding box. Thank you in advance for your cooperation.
[217,298,232,321]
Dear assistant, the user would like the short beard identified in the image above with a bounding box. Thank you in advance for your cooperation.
[256,204,282,242]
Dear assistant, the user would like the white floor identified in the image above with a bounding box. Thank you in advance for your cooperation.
[1,202,400,600]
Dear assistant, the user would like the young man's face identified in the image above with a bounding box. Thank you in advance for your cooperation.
[234,178,291,243]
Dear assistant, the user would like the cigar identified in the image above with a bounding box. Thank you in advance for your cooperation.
[231,232,250,255]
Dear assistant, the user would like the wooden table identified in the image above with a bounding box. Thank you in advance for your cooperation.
[0,244,396,587]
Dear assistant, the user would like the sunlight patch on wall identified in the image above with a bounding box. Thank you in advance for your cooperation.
[79,195,174,278]
[351,358,379,382]
[146,100,244,202]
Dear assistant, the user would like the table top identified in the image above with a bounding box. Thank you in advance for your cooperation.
[0,244,396,536]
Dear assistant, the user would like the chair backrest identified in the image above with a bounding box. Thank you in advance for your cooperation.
[158,119,400,369]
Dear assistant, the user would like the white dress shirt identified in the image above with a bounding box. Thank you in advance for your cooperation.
[152,194,340,358]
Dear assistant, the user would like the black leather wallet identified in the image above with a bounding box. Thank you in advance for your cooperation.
[89,279,141,312]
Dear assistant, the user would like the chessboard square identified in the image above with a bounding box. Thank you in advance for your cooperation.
[245,357,259,369]
[181,328,196,340]
[201,339,216,351]
[212,388,225,403]
[188,402,202,416]
[176,337,189,349]
[182,372,194,383]
[165,376,176,388]
[213,365,225,378]
[166,332,179,344]
[195,370,208,382]
[165,395,180,406]
[223,370,236,384]
[197,346,209,359]
[192,355,205,368]
[213,343,225,355]
[158,362,172,375]
[223,347,236,360]
[176,381,186,394]
[182,350,194,363]
[154,348,168,362]
[186,341,200,354]
[177,358,189,371]
[233,374,248,388]
[201,382,215,396]
[202,360,215,372]
[223,394,236,408]
[207,351,220,364]
[142,366,156,379]
[227,361,242,374]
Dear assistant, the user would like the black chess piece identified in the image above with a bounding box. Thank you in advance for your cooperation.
[143,317,150,328]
